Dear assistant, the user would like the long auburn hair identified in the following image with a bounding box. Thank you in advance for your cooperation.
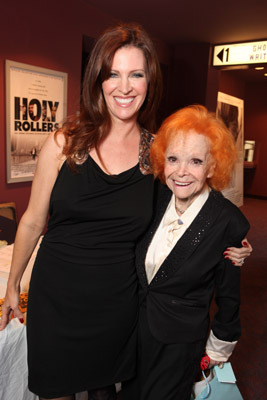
[59,22,162,167]
[150,105,238,191]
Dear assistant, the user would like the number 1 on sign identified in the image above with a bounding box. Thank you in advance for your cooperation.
[225,48,229,62]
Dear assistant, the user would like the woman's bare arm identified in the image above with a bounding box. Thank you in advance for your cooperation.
[0,132,65,330]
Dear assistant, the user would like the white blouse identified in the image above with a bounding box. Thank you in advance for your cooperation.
[145,186,236,361]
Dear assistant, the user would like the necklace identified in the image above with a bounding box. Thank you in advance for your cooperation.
[175,198,193,215]
[175,206,185,215]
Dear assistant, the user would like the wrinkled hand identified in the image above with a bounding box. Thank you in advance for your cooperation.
[224,238,252,267]
[0,288,24,331]
[208,358,224,369]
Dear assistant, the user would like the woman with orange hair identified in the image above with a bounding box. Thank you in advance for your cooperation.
[124,105,250,400]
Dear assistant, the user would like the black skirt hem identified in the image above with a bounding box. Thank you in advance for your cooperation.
[28,371,133,399]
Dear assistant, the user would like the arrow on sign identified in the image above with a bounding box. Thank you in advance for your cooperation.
[217,49,224,62]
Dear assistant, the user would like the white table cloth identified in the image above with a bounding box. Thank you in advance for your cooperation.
[0,241,41,400]
[0,318,38,400]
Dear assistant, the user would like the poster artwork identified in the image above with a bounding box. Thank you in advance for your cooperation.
[216,92,244,207]
[6,61,67,183]
[13,98,60,164]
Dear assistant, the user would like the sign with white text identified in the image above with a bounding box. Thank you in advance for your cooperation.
[213,40,267,66]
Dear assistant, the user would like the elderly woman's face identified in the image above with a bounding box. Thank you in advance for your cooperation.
[164,131,215,204]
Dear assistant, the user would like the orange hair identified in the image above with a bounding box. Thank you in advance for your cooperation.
[150,105,238,191]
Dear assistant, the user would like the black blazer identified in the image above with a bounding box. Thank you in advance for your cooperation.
[136,185,250,344]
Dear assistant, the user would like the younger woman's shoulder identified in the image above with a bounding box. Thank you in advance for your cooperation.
[139,129,155,175]
[141,128,154,143]
[41,130,66,171]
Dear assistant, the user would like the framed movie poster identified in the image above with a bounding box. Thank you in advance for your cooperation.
[5,60,68,183]
[216,92,244,207]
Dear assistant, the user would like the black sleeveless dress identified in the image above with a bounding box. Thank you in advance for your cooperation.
[27,147,155,398]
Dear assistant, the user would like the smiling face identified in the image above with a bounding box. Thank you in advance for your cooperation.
[102,46,148,125]
[164,131,215,210]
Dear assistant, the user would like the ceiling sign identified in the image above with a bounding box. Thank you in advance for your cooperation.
[213,40,267,66]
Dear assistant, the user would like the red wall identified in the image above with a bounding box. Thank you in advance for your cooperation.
[0,1,117,220]
[168,43,211,114]
[244,82,267,198]
[1,2,265,219]
[0,2,173,221]
[218,71,245,100]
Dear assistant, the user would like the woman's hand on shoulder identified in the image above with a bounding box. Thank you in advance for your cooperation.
[223,238,252,267]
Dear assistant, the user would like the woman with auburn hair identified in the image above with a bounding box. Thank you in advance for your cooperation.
[60,22,161,169]
[0,22,162,400]
[0,23,250,400]
[124,105,250,400]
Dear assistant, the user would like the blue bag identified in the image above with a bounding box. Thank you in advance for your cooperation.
[191,363,243,400]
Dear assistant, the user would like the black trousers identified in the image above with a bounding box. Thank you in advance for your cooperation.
[87,385,117,400]
[122,304,205,400]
